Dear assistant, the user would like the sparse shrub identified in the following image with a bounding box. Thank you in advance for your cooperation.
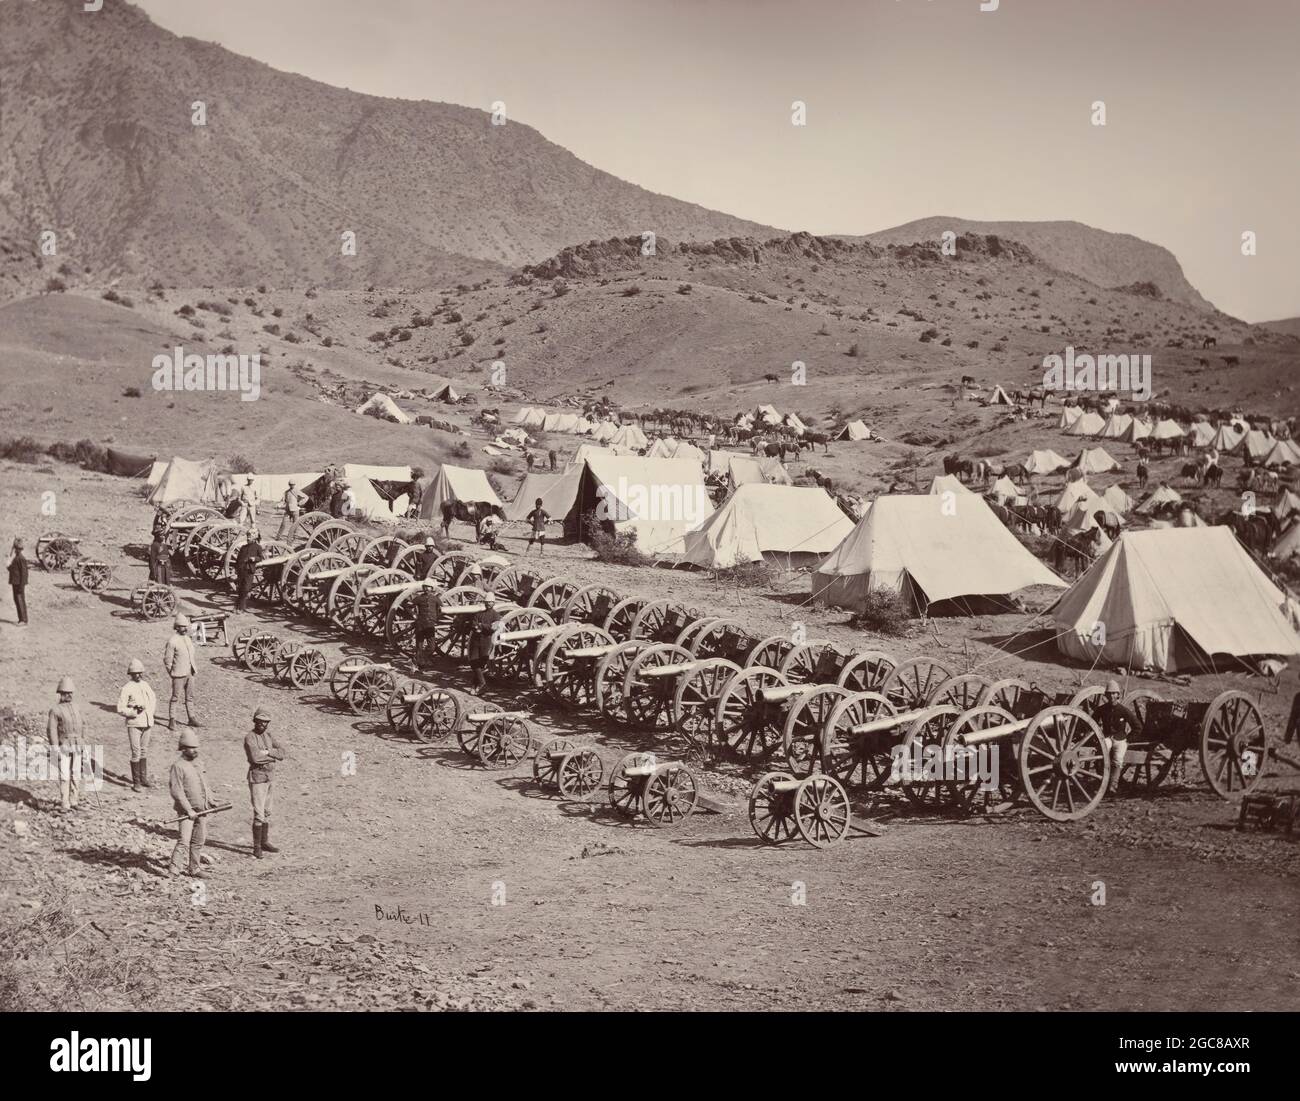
[44,278,66,293]
[228,454,256,474]
[74,439,108,471]
[677,283,692,295]
[322,336,334,347]
[368,331,387,343]
[490,457,514,475]
[272,307,283,318]
[451,441,472,460]
[122,386,142,398]
[0,437,43,463]
[919,328,939,342]
[263,323,280,336]
[177,304,195,317]
[621,285,642,297]
[850,590,911,636]
[552,279,569,298]
[459,332,476,347]
[846,343,860,358]
[940,337,952,346]
[585,514,649,566]
[284,332,302,343]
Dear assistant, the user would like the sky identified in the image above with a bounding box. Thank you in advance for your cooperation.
[138,0,1300,322]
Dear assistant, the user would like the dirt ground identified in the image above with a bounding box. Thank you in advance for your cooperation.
[2,461,1298,1013]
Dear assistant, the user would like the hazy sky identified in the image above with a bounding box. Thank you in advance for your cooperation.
[138,0,1300,321]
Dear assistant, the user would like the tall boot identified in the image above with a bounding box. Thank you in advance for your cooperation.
[130,760,142,793]
[260,823,279,854]
[252,824,263,859]
[140,758,153,789]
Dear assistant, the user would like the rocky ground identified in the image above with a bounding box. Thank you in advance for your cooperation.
[2,460,1298,1013]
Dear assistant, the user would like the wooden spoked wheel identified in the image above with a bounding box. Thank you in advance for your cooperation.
[528,576,580,619]
[622,645,692,730]
[352,569,414,636]
[898,706,961,810]
[533,737,577,786]
[608,752,657,819]
[746,635,796,671]
[557,750,604,798]
[276,551,315,609]
[593,641,647,719]
[345,666,398,716]
[286,511,333,546]
[269,640,302,681]
[778,641,836,686]
[287,647,327,689]
[412,689,462,743]
[793,774,852,848]
[820,691,897,788]
[930,673,992,711]
[385,679,423,733]
[429,551,476,587]
[326,565,378,629]
[1019,706,1109,821]
[538,624,614,706]
[390,544,431,579]
[674,616,720,651]
[1200,691,1268,798]
[486,564,533,603]
[383,586,422,655]
[477,716,532,769]
[713,666,788,762]
[326,530,369,563]
[641,763,698,828]
[835,650,897,693]
[231,626,257,663]
[294,552,351,614]
[71,559,112,591]
[241,633,280,671]
[672,658,742,749]
[748,772,799,844]
[359,535,406,567]
[689,619,753,661]
[457,704,500,759]
[433,587,490,659]
[486,608,556,682]
[881,657,952,710]
[329,658,371,702]
[562,584,620,627]
[36,533,80,570]
[941,705,1020,815]
[977,677,1032,713]
[137,585,176,620]
[182,519,223,559]
[629,600,697,644]
[1119,689,1175,791]
[304,520,354,551]
[603,597,645,642]
[781,685,850,779]
[195,524,243,581]
[1067,684,1109,722]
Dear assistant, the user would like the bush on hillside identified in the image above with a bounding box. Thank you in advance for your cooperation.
[74,439,108,472]
[849,590,911,636]
[0,437,43,463]
[451,441,472,460]
[122,387,142,398]
[584,513,649,567]
[228,454,256,474]
[44,278,66,293]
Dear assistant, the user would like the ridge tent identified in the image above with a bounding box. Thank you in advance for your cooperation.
[1241,429,1275,461]
[505,471,583,524]
[1053,479,1098,514]
[105,447,157,479]
[836,420,871,441]
[148,457,222,506]
[1274,489,1300,523]
[1097,413,1132,440]
[1052,527,1300,672]
[1134,485,1183,513]
[609,423,649,450]
[1209,424,1244,453]
[812,495,1064,615]
[567,443,615,470]
[1024,449,1072,475]
[755,404,781,425]
[1058,406,1083,429]
[1188,422,1216,448]
[418,464,502,520]
[715,453,766,487]
[146,460,168,490]
[1121,418,1154,444]
[1072,447,1120,475]
[683,484,854,570]
[432,384,461,404]
[247,472,324,508]
[928,474,974,496]
[647,437,706,465]
[1065,411,1106,437]
[1061,493,1121,533]
[355,393,413,424]
[757,456,794,486]
[342,464,415,522]
[569,453,712,555]
[573,417,595,435]
[1151,419,1185,440]
[514,407,546,428]
[990,475,1025,503]
[987,385,1014,406]
[783,413,807,434]
[1261,440,1299,467]
[1102,484,1134,515]
[501,427,529,445]
[1271,519,1300,561]
[590,421,617,443]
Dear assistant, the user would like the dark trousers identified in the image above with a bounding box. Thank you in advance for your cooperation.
[236,573,253,611]
[414,626,438,667]
[11,585,27,623]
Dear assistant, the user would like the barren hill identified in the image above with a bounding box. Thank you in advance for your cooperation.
[860,217,1217,314]
[0,0,777,293]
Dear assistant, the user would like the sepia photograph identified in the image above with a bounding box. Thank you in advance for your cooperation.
[0,0,1296,1072]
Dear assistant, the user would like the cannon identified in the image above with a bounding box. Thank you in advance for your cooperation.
[532,737,604,798]
[129,580,177,621]
[385,680,464,743]
[747,772,876,848]
[617,644,740,748]
[266,640,329,688]
[561,584,620,627]
[231,627,282,671]
[456,705,533,769]
[327,658,398,716]
[606,752,721,828]
[533,624,618,706]
[70,558,113,592]
[35,531,81,571]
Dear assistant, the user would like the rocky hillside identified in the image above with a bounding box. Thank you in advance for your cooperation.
[0,0,777,292]
[860,217,1217,313]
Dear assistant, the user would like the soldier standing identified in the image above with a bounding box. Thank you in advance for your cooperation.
[245,708,284,859]
[47,676,85,812]
[234,529,264,613]
[468,592,503,691]
[168,730,212,878]
[276,479,306,541]
[1098,679,1138,796]
[148,532,171,585]
[163,614,200,729]
[411,582,443,670]
[413,535,439,581]
[116,658,157,792]
[236,476,259,528]
[8,536,29,626]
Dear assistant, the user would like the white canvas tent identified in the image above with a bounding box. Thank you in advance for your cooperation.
[569,453,711,554]
[148,457,221,506]
[418,464,501,520]
[812,495,1064,614]
[988,385,1014,406]
[609,424,649,450]
[341,464,414,522]
[1274,489,1300,523]
[836,420,871,441]
[590,421,617,443]
[989,475,1024,503]
[1072,447,1120,475]
[1102,484,1134,515]
[1024,449,1072,475]
[355,393,413,424]
[647,437,707,466]
[432,384,460,403]
[683,485,854,569]
[1241,430,1275,461]
[247,472,324,508]
[1188,422,1216,448]
[1065,411,1106,437]
[567,443,615,470]
[757,456,793,486]
[1209,424,1244,452]
[1271,520,1300,561]
[1261,440,1299,467]
[514,407,546,428]
[1151,419,1185,440]
[1121,418,1154,444]
[146,460,168,490]
[1053,528,1300,672]
[505,471,583,523]
[1058,406,1083,429]
[928,474,974,496]
[1098,413,1132,440]
[1134,485,1182,513]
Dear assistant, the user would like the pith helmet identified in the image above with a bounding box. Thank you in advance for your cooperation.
[253,707,272,723]
[424,536,435,547]
[178,730,200,749]
[1105,679,1122,694]
[174,614,190,627]
[57,676,75,694]
[127,658,145,674]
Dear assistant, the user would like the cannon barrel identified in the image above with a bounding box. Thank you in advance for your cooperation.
[847,707,932,735]
[958,714,1047,746]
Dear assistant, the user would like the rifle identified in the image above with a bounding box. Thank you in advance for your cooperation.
[164,802,233,825]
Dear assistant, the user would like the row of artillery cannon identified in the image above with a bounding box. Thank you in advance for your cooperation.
[153,507,1284,843]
